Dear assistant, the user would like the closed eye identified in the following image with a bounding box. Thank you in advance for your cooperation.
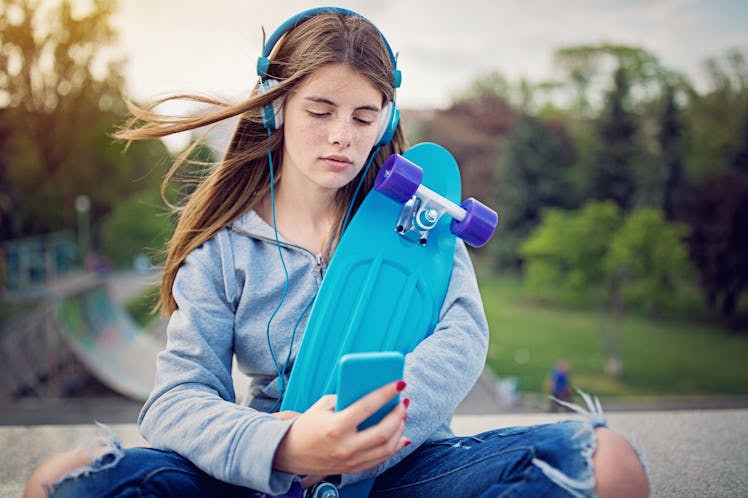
[308,110,375,126]
[354,116,374,125]
[304,96,380,126]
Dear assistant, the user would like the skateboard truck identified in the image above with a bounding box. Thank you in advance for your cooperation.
[376,153,499,248]
[395,196,438,246]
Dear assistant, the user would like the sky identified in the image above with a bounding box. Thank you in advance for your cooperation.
[110,0,748,110]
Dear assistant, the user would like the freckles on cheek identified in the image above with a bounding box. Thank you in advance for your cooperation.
[301,122,325,144]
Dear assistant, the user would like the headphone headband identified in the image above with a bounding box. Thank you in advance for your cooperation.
[257,7,401,88]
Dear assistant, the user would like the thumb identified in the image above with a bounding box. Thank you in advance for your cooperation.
[311,394,337,412]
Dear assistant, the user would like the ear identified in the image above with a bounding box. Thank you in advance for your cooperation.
[258,79,283,130]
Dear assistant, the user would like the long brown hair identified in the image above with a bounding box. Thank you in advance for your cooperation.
[115,12,407,315]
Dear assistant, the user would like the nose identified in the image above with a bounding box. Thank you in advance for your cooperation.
[328,117,352,148]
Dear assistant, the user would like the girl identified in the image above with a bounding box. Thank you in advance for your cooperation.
[24,7,648,497]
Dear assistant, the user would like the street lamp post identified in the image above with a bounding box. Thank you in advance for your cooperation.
[74,194,91,269]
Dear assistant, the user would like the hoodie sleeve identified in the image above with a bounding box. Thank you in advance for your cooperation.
[340,239,490,486]
[137,239,299,495]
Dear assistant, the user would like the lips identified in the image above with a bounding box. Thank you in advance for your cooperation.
[321,154,353,170]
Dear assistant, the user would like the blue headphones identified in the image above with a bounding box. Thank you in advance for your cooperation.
[256,7,401,147]
[259,10,402,409]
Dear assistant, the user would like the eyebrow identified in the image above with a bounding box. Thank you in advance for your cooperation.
[305,96,381,112]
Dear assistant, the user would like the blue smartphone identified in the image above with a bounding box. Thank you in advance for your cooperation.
[335,351,405,430]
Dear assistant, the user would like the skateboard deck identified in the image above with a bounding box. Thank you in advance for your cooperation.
[281,142,460,411]
[278,142,496,497]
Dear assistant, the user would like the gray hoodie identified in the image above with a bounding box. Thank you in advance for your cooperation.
[138,209,489,494]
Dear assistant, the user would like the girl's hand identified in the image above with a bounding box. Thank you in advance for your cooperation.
[272,380,410,477]
[271,410,325,488]
[272,410,300,421]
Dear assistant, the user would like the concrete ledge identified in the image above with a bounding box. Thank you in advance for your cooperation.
[454,410,747,498]
[2,409,745,498]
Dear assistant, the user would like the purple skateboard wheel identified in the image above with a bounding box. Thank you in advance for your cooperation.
[375,154,423,204]
[450,198,499,248]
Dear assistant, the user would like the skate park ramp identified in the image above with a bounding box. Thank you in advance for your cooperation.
[56,283,163,402]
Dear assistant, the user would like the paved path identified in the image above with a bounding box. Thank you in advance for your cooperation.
[105,269,160,304]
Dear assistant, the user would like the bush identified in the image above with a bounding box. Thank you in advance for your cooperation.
[607,207,694,312]
[100,189,174,269]
[520,201,621,304]
[521,201,695,313]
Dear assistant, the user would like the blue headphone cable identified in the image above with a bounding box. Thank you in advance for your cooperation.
[264,140,291,408]
[264,141,380,411]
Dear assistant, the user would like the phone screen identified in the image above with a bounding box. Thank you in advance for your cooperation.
[335,351,404,430]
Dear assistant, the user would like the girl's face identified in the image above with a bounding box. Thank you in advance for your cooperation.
[281,63,385,198]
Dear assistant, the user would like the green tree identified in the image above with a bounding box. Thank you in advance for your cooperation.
[99,140,218,269]
[548,44,693,216]
[686,173,748,329]
[551,44,679,116]
[100,188,175,268]
[416,84,518,240]
[521,203,695,374]
[496,115,578,269]
[680,49,748,328]
[729,104,748,175]
[520,201,621,304]
[0,0,166,241]
[657,84,688,219]
[607,208,693,311]
[458,71,540,114]
[603,208,693,374]
[589,66,640,210]
[685,49,748,178]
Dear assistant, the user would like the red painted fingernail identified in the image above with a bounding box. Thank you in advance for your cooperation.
[404,439,412,447]
[403,397,410,408]
[396,380,407,392]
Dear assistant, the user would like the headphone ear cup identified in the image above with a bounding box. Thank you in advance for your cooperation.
[375,101,399,146]
[258,79,283,130]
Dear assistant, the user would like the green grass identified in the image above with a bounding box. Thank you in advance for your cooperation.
[480,276,748,396]
[119,274,748,397]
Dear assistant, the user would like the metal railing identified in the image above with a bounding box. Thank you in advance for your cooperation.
[1,231,79,298]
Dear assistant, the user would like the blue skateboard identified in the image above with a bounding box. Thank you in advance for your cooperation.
[277,143,498,498]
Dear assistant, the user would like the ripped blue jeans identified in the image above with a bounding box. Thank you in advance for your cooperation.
[370,391,618,497]
[47,419,603,498]
[48,394,621,497]
[371,419,599,497]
